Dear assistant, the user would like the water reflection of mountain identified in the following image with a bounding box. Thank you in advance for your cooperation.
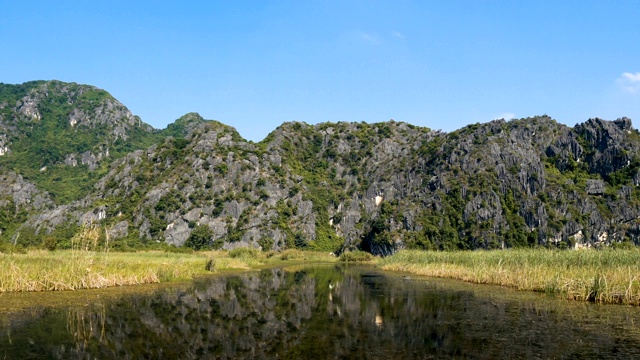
[2,265,640,359]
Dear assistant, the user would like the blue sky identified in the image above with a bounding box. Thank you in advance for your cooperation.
[2,1,640,141]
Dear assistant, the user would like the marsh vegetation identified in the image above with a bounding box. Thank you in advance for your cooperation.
[380,248,640,305]
[0,246,336,292]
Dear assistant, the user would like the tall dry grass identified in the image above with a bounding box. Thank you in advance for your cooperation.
[0,225,217,292]
[379,249,640,305]
[0,250,213,292]
[0,236,339,292]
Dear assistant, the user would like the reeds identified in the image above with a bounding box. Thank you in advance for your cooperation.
[379,248,640,305]
[0,247,339,292]
[0,250,212,292]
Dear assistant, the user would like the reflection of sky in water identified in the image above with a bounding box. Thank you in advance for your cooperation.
[1,265,640,359]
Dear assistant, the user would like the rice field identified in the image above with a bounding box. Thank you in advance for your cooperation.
[379,248,640,305]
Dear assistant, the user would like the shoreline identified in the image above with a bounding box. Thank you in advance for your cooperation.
[0,249,337,293]
[378,249,640,306]
[3,248,640,306]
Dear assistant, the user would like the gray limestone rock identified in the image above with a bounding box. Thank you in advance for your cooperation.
[586,179,605,195]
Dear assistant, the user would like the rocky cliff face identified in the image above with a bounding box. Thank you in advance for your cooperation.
[1,80,640,253]
[0,80,158,205]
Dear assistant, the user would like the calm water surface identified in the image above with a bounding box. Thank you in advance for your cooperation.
[1,264,640,359]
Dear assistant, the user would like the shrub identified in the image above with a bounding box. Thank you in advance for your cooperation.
[339,250,373,262]
[43,236,57,251]
[279,249,304,260]
[258,237,274,251]
[228,247,261,259]
[611,241,636,250]
[184,225,214,251]
[0,242,25,254]
[163,245,194,254]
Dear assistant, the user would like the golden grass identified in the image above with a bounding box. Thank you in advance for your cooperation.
[0,250,205,292]
[379,249,640,305]
[0,249,338,292]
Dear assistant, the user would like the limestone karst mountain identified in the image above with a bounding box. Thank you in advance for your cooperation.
[1,80,640,253]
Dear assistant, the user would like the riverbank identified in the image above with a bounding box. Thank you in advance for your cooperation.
[6,247,640,306]
[379,249,640,305]
[0,248,337,292]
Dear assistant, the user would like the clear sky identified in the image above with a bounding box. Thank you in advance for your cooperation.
[2,1,640,141]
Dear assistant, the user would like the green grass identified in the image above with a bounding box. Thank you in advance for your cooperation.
[379,249,640,305]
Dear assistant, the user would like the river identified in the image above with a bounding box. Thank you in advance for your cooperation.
[1,264,640,359]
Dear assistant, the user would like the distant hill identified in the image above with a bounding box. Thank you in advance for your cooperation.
[2,80,640,253]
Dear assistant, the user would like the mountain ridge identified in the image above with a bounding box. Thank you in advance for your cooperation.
[1,80,639,254]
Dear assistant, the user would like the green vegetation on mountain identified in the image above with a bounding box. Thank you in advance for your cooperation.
[0,81,161,204]
[1,80,640,256]
[159,112,207,138]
